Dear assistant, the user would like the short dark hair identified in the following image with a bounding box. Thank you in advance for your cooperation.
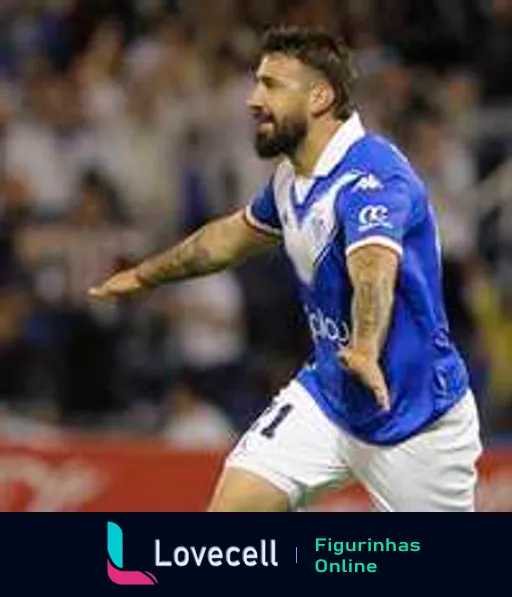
[260,25,357,120]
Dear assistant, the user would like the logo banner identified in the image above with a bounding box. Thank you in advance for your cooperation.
[0,513,509,594]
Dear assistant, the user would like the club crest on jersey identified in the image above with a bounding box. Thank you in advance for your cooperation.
[311,213,327,243]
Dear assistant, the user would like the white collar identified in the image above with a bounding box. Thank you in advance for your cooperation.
[310,111,365,177]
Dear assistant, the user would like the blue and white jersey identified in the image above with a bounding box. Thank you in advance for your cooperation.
[244,113,470,445]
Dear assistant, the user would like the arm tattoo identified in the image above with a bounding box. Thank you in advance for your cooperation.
[134,211,279,288]
[349,247,398,358]
[135,227,227,288]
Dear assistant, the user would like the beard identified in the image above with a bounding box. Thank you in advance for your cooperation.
[254,115,308,159]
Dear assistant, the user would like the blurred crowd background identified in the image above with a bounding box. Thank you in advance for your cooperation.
[0,0,511,450]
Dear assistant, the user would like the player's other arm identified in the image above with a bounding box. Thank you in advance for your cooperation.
[339,244,399,411]
[348,245,398,359]
[338,170,414,410]
[88,209,280,299]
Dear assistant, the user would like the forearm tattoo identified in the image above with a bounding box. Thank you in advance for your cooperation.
[350,248,397,356]
[135,227,227,288]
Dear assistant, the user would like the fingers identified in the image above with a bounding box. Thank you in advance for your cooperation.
[362,357,390,411]
[87,273,140,300]
[339,349,391,411]
[87,286,110,299]
[88,280,119,299]
[369,373,390,411]
[360,366,390,411]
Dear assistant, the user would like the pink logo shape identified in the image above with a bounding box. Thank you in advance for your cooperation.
[107,560,158,585]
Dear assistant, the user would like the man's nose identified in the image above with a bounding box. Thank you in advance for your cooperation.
[246,85,264,110]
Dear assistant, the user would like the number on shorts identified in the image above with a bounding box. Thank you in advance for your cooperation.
[260,403,294,439]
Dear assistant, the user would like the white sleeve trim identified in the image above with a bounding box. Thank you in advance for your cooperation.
[345,235,403,257]
[244,206,283,237]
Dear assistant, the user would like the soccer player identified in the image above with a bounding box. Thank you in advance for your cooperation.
[89,26,482,512]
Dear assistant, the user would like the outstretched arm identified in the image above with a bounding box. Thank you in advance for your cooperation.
[339,244,399,410]
[88,209,280,299]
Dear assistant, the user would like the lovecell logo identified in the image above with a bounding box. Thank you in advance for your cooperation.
[107,522,158,585]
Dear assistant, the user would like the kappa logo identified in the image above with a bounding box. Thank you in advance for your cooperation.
[358,205,392,232]
[352,174,383,192]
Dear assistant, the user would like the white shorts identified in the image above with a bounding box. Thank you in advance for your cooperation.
[225,380,483,512]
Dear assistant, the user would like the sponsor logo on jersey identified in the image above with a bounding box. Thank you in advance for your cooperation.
[358,205,392,232]
[306,308,350,349]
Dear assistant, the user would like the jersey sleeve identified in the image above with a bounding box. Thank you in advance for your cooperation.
[339,175,414,257]
[244,179,282,237]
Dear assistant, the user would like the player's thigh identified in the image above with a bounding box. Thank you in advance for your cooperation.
[210,379,353,511]
[352,391,482,512]
[208,467,290,512]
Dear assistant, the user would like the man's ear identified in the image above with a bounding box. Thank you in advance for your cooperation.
[309,81,336,117]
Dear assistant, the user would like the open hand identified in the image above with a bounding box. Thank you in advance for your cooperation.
[88,268,143,300]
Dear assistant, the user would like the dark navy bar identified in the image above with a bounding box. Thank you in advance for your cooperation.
[0,514,508,596]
